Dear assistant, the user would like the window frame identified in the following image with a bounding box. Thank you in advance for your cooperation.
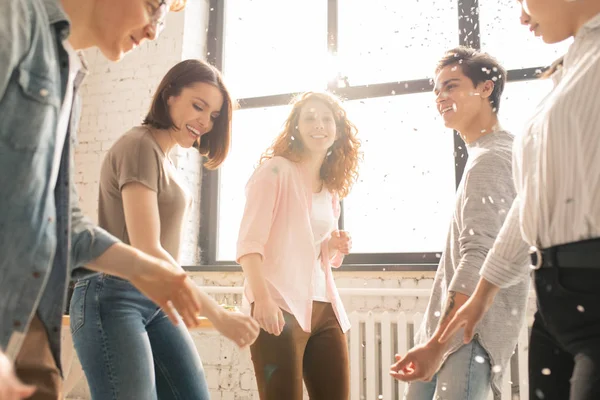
[190,0,547,271]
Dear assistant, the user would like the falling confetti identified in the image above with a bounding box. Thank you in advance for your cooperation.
[492,365,502,373]
[475,356,485,364]
[542,368,551,376]
[577,305,585,313]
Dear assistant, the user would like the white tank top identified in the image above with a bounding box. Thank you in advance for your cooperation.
[310,189,335,302]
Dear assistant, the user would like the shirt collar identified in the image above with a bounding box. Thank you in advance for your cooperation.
[42,0,71,41]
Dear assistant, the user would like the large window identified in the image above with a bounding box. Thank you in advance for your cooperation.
[199,0,570,269]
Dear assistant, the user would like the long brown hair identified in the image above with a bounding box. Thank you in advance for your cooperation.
[260,92,361,199]
[143,59,233,169]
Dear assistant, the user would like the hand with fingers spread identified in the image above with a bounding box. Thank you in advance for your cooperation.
[389,341,445,383]
[253,297,286,336]
[0,350,36,400]
[328,230,352,255]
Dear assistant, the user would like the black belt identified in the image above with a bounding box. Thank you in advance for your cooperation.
[529,237,600,270]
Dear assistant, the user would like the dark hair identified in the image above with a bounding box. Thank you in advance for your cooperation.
[436,46,507,113]
[143,59,233,169]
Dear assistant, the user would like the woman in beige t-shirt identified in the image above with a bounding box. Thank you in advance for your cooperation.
[70,60,259,400]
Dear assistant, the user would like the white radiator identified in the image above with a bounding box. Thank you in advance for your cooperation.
[349,311,531,400]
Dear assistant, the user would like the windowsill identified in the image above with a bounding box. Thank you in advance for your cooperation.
[183,263,438,272]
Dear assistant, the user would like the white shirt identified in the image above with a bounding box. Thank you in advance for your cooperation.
[481,12,600,287]
[310,189,335,302]
[50,40,81,189]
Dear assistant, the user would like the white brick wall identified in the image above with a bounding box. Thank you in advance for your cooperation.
[69,4,441,399]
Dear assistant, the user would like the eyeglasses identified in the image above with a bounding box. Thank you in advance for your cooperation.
[148,0,169,36]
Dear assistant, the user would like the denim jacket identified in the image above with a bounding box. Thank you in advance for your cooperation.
[0,0,118,368]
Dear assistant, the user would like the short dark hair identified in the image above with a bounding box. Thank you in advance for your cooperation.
[436,46,507,113]
[143,59,234,169]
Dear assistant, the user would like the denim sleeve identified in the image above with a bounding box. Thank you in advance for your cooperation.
[0,0,31,99]
[69,142,120,278]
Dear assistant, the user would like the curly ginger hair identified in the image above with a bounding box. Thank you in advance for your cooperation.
[259,91,361,199]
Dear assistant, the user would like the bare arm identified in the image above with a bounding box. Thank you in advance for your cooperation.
[439,278,501,343]
[119,182,229,320]
[86,182,182,280]
[84,182,204,327]
[431,291,469,345]
[117,182,260,346]
[121,182,179,267]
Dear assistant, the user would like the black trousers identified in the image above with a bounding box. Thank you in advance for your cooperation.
[529,267,600,400]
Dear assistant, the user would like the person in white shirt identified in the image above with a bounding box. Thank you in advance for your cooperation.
[439,1,600,399]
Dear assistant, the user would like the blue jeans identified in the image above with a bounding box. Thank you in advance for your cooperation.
[404,339,492,400]
[69,274,210,400]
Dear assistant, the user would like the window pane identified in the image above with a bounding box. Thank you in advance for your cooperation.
[217,105,292,261]
[343,93,456,253]
[337,0,459,86]
[499,78,554,137]
[479,0,572,70]
[222,0,328,99]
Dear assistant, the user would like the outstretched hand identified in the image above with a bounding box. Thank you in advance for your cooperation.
[389,342,445,382]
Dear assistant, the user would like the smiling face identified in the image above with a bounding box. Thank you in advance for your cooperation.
[295,100,337,158]
[166,82,224,149]
[518,0,542,37]
[518,0,583,44]
[434,64,494,133]
[88,0,175,61]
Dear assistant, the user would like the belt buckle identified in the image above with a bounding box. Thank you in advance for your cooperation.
[529,246,542,270]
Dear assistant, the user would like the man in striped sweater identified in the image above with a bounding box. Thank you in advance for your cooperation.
[390,47,530,400]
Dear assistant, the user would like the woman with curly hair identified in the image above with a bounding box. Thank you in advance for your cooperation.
[236,91,361,400]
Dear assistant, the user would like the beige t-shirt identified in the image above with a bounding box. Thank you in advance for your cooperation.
[98,126,191,262]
